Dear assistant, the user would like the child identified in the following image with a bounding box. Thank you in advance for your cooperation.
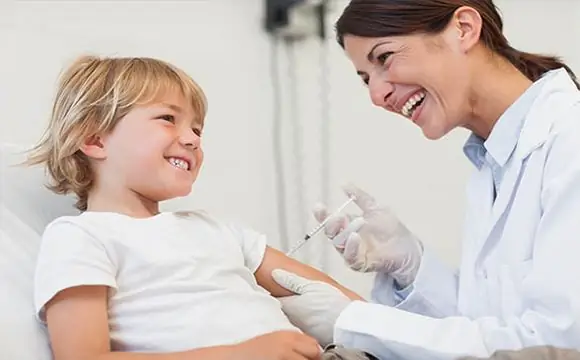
[27,55,369,360]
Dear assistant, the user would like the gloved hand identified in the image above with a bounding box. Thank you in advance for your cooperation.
[314,183,423,288]
[271,269,353,347]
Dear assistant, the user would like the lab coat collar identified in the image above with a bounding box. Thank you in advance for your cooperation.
[462,68,575,170]
[484,75,546,167]
[514,68,579,159]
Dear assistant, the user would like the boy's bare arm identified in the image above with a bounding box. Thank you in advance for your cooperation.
[254,246,365,301]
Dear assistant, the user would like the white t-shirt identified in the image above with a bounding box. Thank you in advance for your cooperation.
[34,211,300,352]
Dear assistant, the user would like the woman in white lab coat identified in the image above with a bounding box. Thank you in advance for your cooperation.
[271,0,580,359]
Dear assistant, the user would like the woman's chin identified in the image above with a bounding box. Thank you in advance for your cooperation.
[419,120,449,140]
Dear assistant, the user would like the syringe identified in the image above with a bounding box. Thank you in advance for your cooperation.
[285,196,356,256]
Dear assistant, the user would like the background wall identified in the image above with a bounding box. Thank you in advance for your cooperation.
[1,0,579,297]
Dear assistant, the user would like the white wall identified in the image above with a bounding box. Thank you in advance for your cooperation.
[1,0,579,297]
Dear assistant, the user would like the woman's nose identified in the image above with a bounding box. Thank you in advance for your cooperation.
[368,78,394,108]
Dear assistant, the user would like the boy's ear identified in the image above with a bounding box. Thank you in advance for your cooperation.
[79,134,107,160]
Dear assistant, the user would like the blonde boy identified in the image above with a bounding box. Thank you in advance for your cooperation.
[27,55,366,360]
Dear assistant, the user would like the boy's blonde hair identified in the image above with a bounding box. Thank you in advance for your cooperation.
[26,55,208,211]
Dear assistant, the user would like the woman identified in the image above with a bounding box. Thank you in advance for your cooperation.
[272,0,580,359]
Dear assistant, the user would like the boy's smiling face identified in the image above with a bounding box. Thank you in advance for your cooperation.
[88,89,205,204]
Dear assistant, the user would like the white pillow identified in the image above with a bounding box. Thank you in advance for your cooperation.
[0,207,53,360]
[0,143,77,360]
[1,143,77,233]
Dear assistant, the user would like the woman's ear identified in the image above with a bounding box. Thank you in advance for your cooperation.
[79,134,107,160]
[450,6,483,53]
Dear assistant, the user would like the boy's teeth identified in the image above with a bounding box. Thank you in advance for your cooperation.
[168,157,189,170]
[402,91,426,117]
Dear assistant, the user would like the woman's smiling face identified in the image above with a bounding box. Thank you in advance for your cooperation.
[342,10,480,140]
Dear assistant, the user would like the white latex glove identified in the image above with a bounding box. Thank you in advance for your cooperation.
[271,269,353,347]
[314,183,423,288]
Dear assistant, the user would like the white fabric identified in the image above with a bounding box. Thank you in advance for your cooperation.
[34,211,300,352]
[334,69,580,359]
[0,143,76,360]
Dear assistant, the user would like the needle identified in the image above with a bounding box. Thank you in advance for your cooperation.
[286,196,355,256]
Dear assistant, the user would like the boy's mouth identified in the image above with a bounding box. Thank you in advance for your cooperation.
[167,157,191,171]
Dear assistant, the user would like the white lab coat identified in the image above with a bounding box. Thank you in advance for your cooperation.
[333,69,580,360]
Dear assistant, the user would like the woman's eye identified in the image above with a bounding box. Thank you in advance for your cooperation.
[158,114,175,122]
[377,52,393,65]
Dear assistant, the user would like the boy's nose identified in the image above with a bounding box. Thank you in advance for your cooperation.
[179,128,200,148]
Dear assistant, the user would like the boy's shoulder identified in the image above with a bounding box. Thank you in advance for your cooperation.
[42,212,112,239]
[42,211,152,239]
[46,211,112,226]
[45,212,90,229]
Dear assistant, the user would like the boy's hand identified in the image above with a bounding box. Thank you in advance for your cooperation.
[235,330,321,360]
[272,269,356,347]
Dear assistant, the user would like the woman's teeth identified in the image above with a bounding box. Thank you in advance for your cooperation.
[402,91,426,118]
[168,157,190,171]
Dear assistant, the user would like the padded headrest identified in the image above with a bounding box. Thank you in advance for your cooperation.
[0,143,78,234]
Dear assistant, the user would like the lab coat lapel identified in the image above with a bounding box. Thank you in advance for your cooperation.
[467,155,526,265]
[462,167,494,269]
[485,156,526,245]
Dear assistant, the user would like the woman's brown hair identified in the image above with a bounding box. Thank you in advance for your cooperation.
[335,0,579,89]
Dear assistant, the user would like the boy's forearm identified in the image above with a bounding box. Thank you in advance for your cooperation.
[310,272,364,301]
[255,246,365,301]
[298,268,364,301]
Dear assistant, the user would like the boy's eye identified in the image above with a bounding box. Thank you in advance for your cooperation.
[192,128,202,137]
[158,114,175,122]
